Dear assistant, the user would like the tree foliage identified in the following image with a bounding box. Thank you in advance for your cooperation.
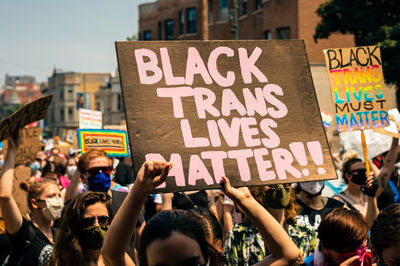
[314,0,400,91]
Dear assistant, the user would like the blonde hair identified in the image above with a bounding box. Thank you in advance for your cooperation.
[342,150,359,164]
[20,179,59,212]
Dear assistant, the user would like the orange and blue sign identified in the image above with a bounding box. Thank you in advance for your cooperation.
[77,129,129,157]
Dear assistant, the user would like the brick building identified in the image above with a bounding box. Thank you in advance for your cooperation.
[138,0,399,151]
[138,0,354,63]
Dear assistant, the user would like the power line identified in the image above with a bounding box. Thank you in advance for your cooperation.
[0,59,50,71]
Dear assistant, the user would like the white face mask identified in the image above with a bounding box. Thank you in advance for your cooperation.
[66,165,77,176]
[299,181,325,196]
[41,197,64,221]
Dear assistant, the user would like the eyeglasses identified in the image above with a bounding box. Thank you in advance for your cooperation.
[81,215,110,228]
[86,166,112,176]
[35,158,46,162]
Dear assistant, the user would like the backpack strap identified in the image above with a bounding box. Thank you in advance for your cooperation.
[335,192,358,211]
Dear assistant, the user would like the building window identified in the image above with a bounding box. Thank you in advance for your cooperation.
[179,10,184,35]
[264,30,271,40]
[165,19,174,40]
[60,87,64,100]
[68,107,73,121]
[218,0,229,21]
[208,0,213,24]
[144,30,152,40]
[255,0,262,10]
[60,108,64,121]
[242,0,248,15]
[118,94,122,111]
[277,27,291,39]
[187,7,197,34]
[138,33,142,41]
[158,21,162,40]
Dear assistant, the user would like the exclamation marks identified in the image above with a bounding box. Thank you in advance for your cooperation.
[289,141,326,176]
[289,142,309,176]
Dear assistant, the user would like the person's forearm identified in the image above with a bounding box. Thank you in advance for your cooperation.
[236,197,300,263]
[0,149,17,198]
[377,138,399,196]
[223,208,234,233]
[0,145,23,234]
[102,184,148,264]
[64,171,81,202]
[161,193,173,211]
[365,196,378,229]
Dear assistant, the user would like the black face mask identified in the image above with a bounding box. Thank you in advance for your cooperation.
[350,170,367,185]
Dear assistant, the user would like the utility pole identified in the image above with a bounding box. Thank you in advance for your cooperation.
[202,0,209,40]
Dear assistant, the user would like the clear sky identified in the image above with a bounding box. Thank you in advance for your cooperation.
[0,0,150,84]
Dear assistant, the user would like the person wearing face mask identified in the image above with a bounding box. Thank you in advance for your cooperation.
[295,180,344,231]
[304,208,373,266]
[0,133,63,266]
[64,148,139,260]
[51,191,132,265]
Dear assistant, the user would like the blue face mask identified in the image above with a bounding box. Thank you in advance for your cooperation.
[30,162,41,172]
[87,171,111,193]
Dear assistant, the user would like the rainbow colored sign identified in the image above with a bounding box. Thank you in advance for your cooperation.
[323,46,388,132]
[77,129,129,157]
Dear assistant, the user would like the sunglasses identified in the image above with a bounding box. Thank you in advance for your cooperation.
[81,215,110,228]
[351,169,366,174]
[86,166,112,176]
[35,158,46,162]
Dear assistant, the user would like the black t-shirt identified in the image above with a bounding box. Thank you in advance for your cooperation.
[6,218,56,266]
[172,190,209,210]
[296,197,344,231]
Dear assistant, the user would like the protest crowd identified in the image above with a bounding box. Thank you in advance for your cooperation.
[1,41,400,266]
[0,124,399,266]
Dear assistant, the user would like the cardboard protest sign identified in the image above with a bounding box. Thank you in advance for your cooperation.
[340,108,400,159]
[323,46,388,132]
[77,129,129,157]
[0,94,53,141]
[0,167,30,218]
[79,108,102,129]
[3,127,42,165]
[116,40,336,192]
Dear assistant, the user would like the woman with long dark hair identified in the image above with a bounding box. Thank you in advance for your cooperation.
[52,191,123,265]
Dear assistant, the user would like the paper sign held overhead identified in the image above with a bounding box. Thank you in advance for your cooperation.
[3,127,42,165]
[77,129,129,157]
[116,40,336,192]
[323,46,388,132]
[0,94,53,141]
[79,108,102,129]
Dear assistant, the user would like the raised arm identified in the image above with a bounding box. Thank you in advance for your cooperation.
[220,176,301,265]
[0,134,23,234]
[102,161,172,266]
[64,168,81,202]
[375,136,399,197]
